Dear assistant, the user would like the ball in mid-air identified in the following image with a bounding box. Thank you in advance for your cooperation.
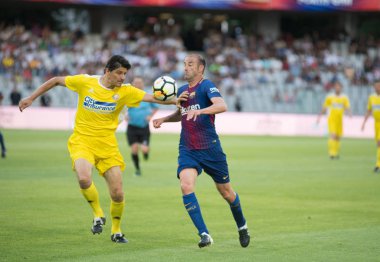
[152,76,177,101]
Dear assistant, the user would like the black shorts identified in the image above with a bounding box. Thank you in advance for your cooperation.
[126,125,151,146]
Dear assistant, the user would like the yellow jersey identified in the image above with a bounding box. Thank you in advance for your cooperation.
[65,74,145,137]
[367,93,380,122]
[323,93,350,119]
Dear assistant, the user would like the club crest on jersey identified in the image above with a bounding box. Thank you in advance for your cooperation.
[189,92,196,98]
[112,94,120,101]
[83,96,116,113]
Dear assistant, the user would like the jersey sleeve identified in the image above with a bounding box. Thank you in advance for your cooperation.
[205,81,222,99]
[65,74,87,92]
[125,86,146,108]
[323,96,331,108]
[344,96,351,109]
[367,96,372,111]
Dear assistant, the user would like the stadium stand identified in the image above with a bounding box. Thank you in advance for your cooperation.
[0,24,377,114]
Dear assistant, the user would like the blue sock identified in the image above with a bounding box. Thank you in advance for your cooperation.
[183,192,208,235]
[230,193,246,228]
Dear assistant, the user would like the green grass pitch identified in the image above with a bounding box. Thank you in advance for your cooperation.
[0,130,379,261]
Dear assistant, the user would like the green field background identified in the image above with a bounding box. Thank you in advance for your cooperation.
[0,130,379,261]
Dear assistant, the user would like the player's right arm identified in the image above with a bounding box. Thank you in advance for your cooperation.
[316,96,329,124]
[153,109,182,128]
[362,97,372,131]
[316,107,327,124]
[19,76,66,112]
[361,109,372,131]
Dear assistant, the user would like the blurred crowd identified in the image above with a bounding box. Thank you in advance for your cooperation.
[0,23,378,113]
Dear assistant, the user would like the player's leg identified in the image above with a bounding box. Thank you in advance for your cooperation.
[376,140,380,173]
[215,182,250,247]
[74,158,105,234]
[141,127,150,161]
[327,117,339,158]
[179,168,212,247]
[131,142,141,175]
[0,131,6,158]
[104,166,128,243]
[127,126,141,175]
[330,133,340,159]
[375,122,380,172]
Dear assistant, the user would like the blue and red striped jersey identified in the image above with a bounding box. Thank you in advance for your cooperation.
[178,79,222,150]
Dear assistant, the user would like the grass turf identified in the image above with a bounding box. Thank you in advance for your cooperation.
[0,130,379,261]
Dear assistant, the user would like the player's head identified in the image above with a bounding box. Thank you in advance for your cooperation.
[184,54,206,82]
[374,79,380,94]
[104,55,131,87]
[132,76,144,90]
[333,81,342,94]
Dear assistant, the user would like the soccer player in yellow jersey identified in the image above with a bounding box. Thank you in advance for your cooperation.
[361,80,380,172]
[18,55,178,243]
[317,81,352,159]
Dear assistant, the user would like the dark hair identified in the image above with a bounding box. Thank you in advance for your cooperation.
[191,54,206,74]
[104,55,131,72]
[196,54,206,69]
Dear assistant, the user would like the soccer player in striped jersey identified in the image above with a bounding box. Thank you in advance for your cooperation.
[361,80,380,172]
[18,55,177,243]
[153,54,250,248]
[317,81,352,159]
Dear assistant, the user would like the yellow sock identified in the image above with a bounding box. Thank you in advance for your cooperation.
[376,147,380,167]
[328,138,335,156]
[335,140,340,156]
[110,200,125,234]
[80,182,104,218]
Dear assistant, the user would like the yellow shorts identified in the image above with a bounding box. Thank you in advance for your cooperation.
[328,116,343,137]
[67,132,125,175]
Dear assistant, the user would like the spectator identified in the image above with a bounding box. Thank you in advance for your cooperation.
[10,86,21,106]
[40,94,52,107]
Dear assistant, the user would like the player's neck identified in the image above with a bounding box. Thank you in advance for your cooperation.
[188,76,203,88]
[100,76,116,89]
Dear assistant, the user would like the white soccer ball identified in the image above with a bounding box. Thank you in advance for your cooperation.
[152,76,177,101]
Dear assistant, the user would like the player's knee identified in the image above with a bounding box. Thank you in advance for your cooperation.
[180,182,194,195]
[219,189,234,202]
[78,176,92,189]
[110,188,124,202]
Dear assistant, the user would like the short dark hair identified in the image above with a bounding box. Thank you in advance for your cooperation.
[197,54,206,69]
[189,53,206,73]
[104,55,131,72]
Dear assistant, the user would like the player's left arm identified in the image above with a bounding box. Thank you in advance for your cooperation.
[142,93,176,105]
[345,98,352,117]
[361,109,372,131]
[19,76,66,112]
[186,97,227,121]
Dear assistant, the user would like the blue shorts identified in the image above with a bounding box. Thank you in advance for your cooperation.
[177,143,230,184]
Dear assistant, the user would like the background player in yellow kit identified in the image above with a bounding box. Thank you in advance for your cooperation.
[361,80,380,172]
[317,81,352,159]
[18,55,177,243]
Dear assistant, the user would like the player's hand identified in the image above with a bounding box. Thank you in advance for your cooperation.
[176,91,189,108]
[186,110,201,121]
[153,118,164,128]
[19,97,33,112]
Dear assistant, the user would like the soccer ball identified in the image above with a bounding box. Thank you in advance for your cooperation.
[152,76,177,101]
